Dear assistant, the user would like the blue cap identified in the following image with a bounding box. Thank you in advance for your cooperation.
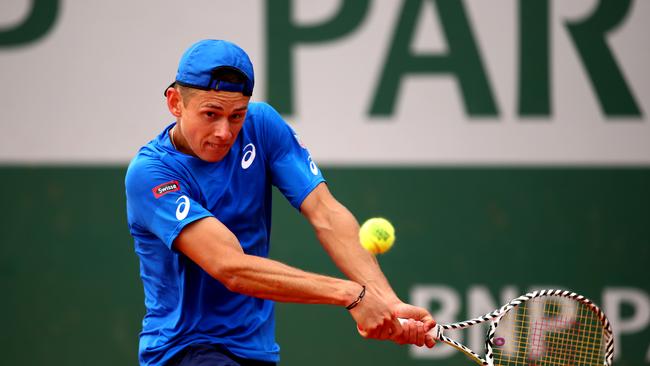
[167,39,254,96]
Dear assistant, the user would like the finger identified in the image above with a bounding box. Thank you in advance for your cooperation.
[389,315,403,341]
[403,320,424,347]
[366,318,390,340]
[408,320,417,345]
[356,324,369,338]
[377,325,391,340]
[365,323,383,340]
[379,316,400,341]
[425,334,436,348]
[423,317,436,332]
[400,319,414,345]
[416,320,425,347]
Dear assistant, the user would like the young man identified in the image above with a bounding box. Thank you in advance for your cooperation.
[125,39,435,366]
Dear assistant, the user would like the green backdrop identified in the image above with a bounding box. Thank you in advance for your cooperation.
[1,167,648,365]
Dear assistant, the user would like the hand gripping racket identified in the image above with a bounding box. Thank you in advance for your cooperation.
[401,289,614,366]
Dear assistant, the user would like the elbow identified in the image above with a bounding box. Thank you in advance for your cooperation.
[311,205,349,239]
[220,270,242,293]
[308,204,338,236]
[223,276,246,294]
[207,260,246,293]
[312,215,334,238]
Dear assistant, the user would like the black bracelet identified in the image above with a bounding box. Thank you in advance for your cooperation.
[346,285,366,310]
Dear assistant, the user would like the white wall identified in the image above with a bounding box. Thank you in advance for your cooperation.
[1,0,648,165]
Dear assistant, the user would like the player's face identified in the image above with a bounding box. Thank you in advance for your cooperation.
[176,90,250,162]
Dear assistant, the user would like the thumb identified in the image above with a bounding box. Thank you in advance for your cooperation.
[393,304,435,330]
[393,303,428,318]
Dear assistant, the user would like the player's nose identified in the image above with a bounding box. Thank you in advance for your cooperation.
[212,121,232,140]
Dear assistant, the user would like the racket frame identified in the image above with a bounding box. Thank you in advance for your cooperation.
[429,289,614,366]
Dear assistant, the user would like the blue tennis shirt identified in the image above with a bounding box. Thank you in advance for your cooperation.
[125,102,325,366]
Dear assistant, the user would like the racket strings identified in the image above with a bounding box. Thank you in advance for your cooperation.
[492,297,605,365]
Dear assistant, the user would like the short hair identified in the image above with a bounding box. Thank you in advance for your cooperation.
[175,68,248,106]
[175,85,198,107]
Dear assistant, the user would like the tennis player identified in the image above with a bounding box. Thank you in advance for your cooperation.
[125,39,435,366]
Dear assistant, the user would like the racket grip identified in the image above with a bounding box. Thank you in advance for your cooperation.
[398,318,443,340]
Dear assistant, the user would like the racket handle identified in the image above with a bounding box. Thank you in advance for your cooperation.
[398,318,443,340]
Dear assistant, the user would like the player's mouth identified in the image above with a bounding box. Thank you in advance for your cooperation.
[206,142,228,150]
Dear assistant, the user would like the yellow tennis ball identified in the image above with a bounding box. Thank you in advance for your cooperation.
[359,217,395,254]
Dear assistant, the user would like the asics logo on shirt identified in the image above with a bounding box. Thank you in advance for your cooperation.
[241,143,256,169]
[175,195,190,220]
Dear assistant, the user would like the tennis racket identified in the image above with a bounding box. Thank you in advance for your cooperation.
[401,289,613,365]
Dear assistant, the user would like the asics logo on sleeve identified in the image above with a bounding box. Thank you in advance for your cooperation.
[175,195,190,220]
[293,134,306,149]
[308,155,319,175]
[241,143,256,169]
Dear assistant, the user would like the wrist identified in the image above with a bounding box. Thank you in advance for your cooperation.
[362,278,397,295]
[345,284,366,310]
[368,283,400,306]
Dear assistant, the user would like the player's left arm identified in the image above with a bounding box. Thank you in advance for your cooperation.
[300,182,436,347]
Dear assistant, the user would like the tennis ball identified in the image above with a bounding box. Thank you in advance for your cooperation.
[359,217,395,254]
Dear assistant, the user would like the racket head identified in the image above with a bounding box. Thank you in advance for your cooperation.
[486,289,613,366]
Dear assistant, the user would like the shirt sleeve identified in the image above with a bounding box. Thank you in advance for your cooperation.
[258,103,325,209]
[125,158,213,250]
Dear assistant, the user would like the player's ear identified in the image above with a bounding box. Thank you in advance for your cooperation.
[166,87,183,118]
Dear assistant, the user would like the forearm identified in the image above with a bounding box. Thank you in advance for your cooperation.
[310,198,399,304]
[217,253,362,306]
[299,185,436,346]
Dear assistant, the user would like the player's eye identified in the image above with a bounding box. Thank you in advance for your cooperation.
[230,113,245,122]
[205,112,216,119]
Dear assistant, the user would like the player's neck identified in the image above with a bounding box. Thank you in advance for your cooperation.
[170,125,179,150]
[170,125,193,156]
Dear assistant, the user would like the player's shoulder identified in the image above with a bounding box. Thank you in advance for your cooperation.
[126,141,175,188]
[247,101,275,115]
[245,102,288,136]
[127,124,175,173]
[246,102,284,124]
[126,150,164,189]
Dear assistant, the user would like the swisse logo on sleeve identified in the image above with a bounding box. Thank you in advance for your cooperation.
[152,180,181,199]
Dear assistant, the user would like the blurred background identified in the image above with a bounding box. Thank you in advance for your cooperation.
[1,0,648,365]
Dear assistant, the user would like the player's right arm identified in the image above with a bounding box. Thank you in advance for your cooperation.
[175,216,424,342]
[174,215,366,306]
[176,215,431,346]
